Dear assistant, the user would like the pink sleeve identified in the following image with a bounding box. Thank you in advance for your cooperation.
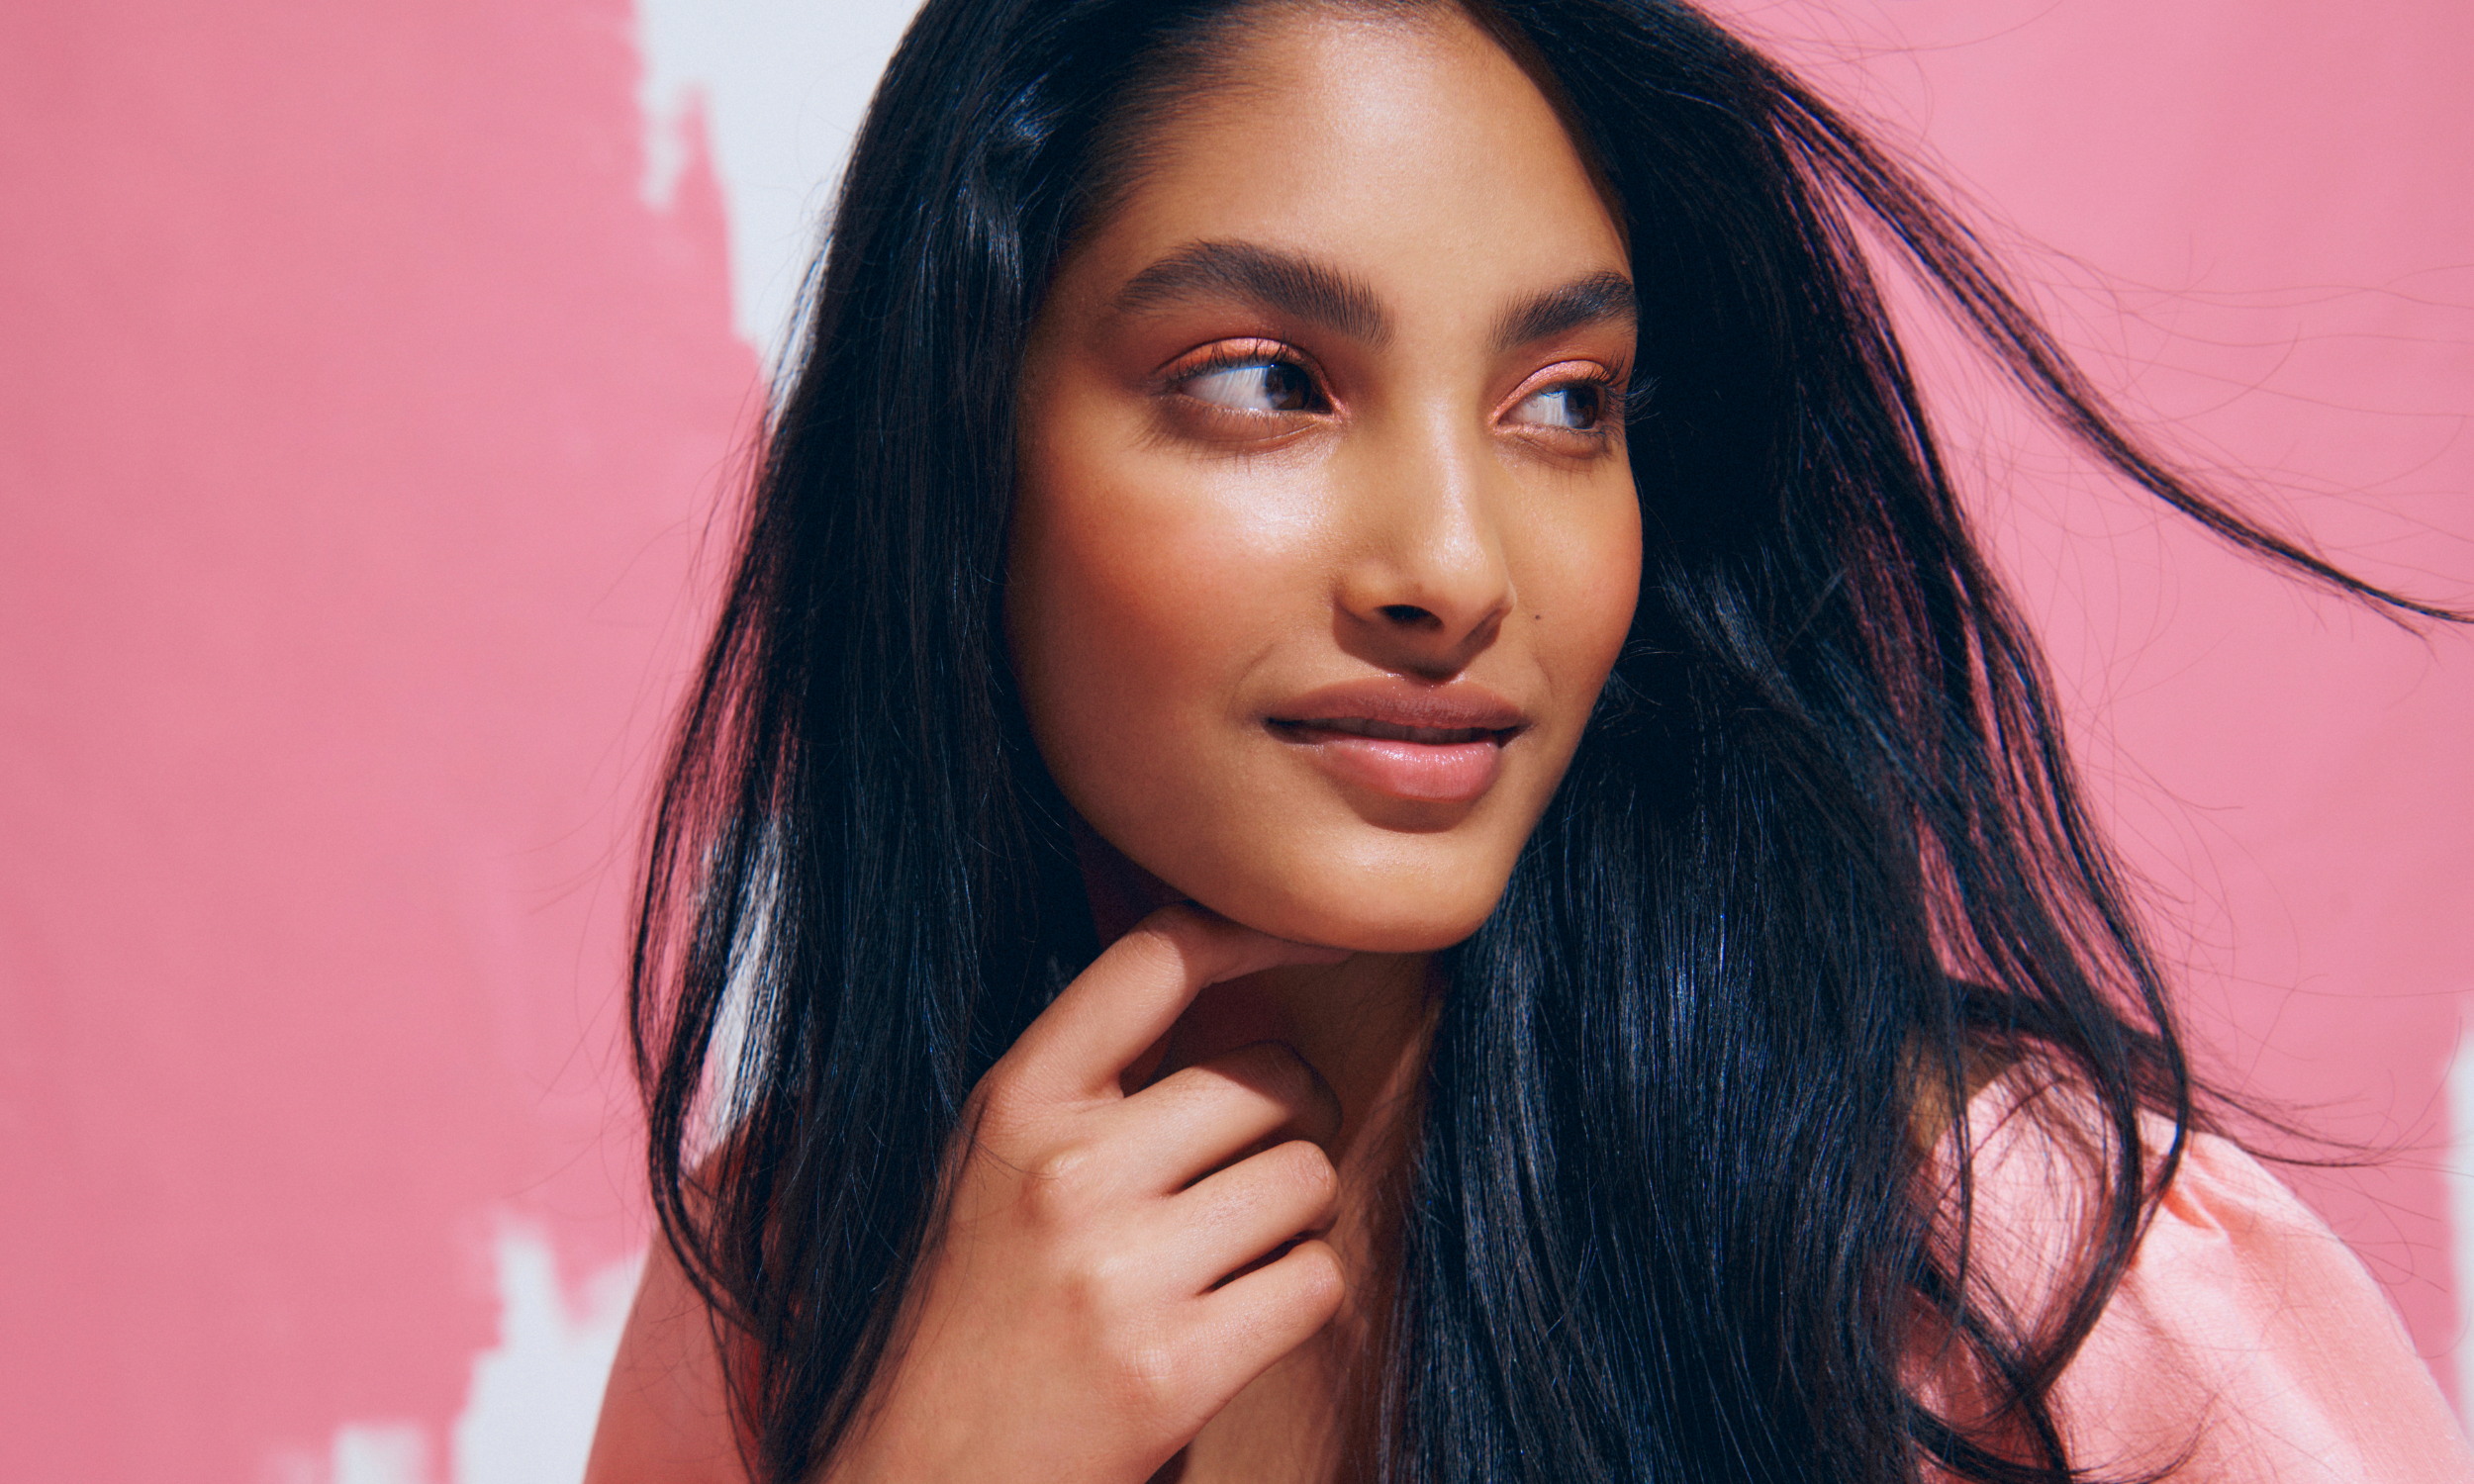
[1947,1075,2474,1481]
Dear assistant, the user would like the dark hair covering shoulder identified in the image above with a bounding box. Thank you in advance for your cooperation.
[628,2,2461,1480]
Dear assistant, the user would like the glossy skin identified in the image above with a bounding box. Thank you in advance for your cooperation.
[1008,12,1640,957]
[587,10,1641,1483]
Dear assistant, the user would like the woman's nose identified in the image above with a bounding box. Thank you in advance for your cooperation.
[1332,423,1513,675]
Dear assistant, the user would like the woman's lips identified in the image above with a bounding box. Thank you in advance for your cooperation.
[1266,683,1527,804]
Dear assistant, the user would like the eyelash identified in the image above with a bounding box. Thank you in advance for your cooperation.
[1160,341,1630,446]
[1162,341,1331,417]
[1503,364,1626,439]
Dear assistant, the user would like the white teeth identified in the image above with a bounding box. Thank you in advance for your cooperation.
[1301,717,1488,744]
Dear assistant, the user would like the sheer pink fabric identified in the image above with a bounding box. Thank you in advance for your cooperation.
[1920,1072,2474,1481]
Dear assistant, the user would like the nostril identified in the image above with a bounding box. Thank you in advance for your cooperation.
[1380,603,1439,628]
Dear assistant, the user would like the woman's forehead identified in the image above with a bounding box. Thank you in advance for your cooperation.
[1065,5,1628,316]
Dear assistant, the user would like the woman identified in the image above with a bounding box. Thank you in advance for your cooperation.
[588,1,2473,1480]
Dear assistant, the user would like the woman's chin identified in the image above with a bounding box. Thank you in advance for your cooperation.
[1191,873,1509,958]
[1101,808,1530,957]
[1315,919,1492,957]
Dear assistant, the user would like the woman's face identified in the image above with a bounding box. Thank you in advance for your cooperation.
[1009,4,1641,953]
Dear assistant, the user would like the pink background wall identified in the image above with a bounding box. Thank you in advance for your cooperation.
[1,2,2466,1479]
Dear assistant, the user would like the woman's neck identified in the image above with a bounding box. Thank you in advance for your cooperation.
[1160,952,1435,1160]
[1075,822,1437,1159]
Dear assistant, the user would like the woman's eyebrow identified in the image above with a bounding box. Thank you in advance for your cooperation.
[1112,240,1389,344]
[1492,271,1637,351]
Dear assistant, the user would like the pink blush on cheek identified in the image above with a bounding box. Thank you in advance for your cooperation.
[1275,727,1507,803]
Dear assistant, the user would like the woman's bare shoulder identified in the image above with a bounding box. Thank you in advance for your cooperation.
[585,1233,752,1484]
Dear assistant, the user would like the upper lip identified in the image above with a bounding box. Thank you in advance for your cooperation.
[1266,679,1530,744]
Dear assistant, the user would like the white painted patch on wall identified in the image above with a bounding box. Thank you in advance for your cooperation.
[267,1423,429,1484]
[633,0,923,372]
[334,1425,431,1484]
[452,1227,646,1484]
[278,1226,644,1484]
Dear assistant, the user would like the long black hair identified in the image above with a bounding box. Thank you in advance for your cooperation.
[629,3,2457,1480]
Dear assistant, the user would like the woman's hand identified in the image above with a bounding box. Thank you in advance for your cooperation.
[824,905,1352,1484]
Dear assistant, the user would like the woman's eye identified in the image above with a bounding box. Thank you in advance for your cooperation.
[1508,382,1607,432]
[1180,360,1322,414]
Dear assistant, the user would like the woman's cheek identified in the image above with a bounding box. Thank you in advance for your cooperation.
[1012,451,1320,810]
[1579,498,1643,674]
[1509,476,1640,716]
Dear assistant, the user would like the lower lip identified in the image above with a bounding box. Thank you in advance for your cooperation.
[1272,725,1508,803]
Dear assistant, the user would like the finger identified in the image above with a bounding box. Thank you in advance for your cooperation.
[1155,1139,1341,1297]
[1001,904,1346,1102]
[1111,1041,1344,1191]
[1175,1238,1347,1404]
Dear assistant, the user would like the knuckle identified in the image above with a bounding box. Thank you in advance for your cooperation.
[1288,1241,1346,1311]
[1129,905,1211,966]
[1113,928,1183,983]
[1018,1143,1104,1219]
[1132,903,1240,976]
[1101,1336,1183,1418]
[1237,1039,1312,1096]
[1080,1244,1148,1302]
[1024,1143,1092,1189]
[1057,1247,1155,1340]
[1146,900,1210,944]
[1234,1042,1338,1130]
[1272,1139,1340,1201]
